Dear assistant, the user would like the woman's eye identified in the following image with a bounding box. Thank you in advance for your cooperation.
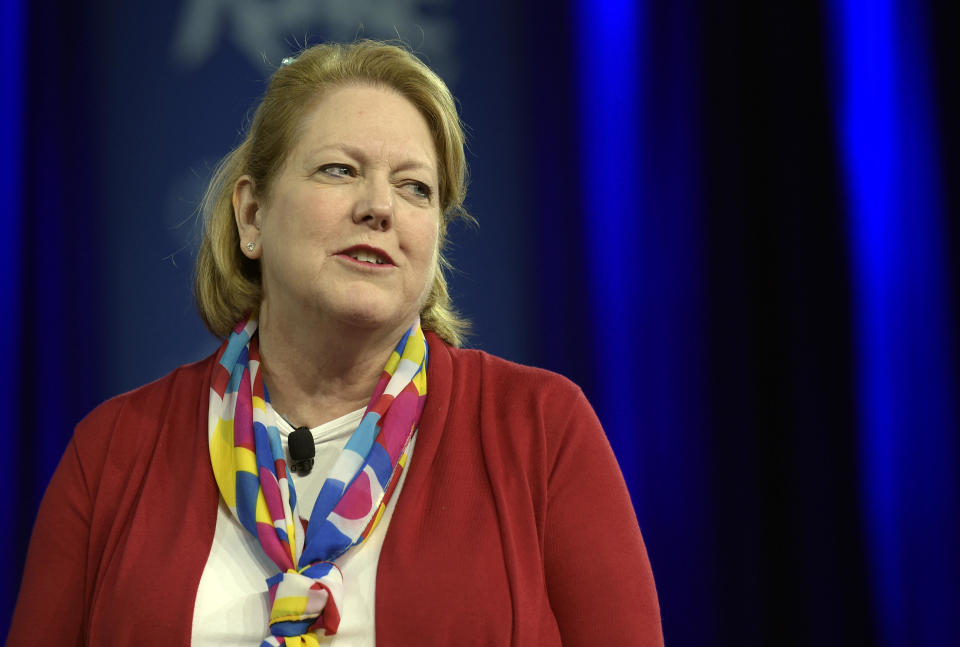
[319,164,354,178]
[404,181,432,199]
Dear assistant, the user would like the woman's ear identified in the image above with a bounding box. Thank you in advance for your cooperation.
[234,175,263,259]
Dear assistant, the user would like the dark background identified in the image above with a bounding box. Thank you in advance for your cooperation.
[2,0,958,644]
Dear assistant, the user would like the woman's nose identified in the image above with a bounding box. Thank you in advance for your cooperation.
[352,177,394,231]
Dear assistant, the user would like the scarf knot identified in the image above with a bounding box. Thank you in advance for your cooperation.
[264,562,343,639]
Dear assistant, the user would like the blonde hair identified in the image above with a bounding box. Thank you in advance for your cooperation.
[194,40,471,345]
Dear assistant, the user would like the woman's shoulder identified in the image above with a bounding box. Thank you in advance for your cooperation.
[74,352,218,449]
[426,333,591,428]
[430,335,583,398]
[423,335,611,485]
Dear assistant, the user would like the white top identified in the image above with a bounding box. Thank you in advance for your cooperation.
[191,408,415,646]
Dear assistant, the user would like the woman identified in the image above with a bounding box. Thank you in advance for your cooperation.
[8,41,663,646]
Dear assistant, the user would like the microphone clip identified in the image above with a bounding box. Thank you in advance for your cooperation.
[288,426,316,474]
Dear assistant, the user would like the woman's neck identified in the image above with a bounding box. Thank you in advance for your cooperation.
[255,301,413,428]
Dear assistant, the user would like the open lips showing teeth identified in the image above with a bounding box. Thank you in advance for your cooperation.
[349,249,385,264]
[340,246,395,265]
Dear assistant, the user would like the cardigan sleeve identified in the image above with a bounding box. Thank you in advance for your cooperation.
[7,435,93,646]
[542,389,664,646]
[7,394,129,647]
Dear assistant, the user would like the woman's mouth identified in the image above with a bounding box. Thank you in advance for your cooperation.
[336,245,395,266]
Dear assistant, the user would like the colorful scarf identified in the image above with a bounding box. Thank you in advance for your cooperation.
[208,316,428,646]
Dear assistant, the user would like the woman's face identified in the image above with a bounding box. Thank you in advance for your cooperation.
[238,84,441,337]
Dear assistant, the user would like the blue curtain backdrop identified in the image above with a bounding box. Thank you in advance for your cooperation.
[4,1,959,644]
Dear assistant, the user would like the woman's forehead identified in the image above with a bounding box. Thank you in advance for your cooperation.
[288,85,438,171]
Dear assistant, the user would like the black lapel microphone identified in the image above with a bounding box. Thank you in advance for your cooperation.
[289,426,315,474]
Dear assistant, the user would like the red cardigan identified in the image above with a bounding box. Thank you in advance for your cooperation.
[9,334,663,646]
